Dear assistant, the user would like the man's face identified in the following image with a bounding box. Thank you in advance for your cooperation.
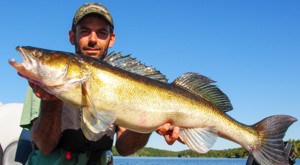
[69,14,115,59]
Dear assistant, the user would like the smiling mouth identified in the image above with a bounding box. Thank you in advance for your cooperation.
[85,48,100,52]
[86,49,99,51]
[83,49,100,55]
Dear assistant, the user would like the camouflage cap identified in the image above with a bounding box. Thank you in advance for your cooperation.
[72,2,114,29]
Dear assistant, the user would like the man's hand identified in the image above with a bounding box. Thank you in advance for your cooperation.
[156,123,185,145]
[29,82,58,101]
[18,72,57,101]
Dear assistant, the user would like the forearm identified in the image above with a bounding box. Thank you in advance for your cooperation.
[115,127,151,156]
[30,99,63,154]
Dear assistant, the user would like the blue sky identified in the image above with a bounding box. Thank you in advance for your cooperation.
[1,1,299,151]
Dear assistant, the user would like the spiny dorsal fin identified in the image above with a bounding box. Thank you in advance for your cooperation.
[172,72,233,112]
[104,52,168,83]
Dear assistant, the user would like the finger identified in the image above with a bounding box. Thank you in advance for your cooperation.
[156,123,171,135]
[43,93,55,101]
[171,127,180,140]
[33,85,43,98]
[165,127,179,145]
[172,127,185,144]
[33,85,48,99]
[165,135,176,145]
[32,84,58,101]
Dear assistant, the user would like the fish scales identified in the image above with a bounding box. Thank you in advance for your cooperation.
[88,62,208,131]
[9,46,297,165]
[92,62,221,131]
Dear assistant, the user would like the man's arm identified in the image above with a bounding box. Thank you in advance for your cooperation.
[29,84,63,154]
[115,126,151,156]
[115,124,183,156]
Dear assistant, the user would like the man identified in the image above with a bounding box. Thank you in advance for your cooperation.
[19,2,181,165]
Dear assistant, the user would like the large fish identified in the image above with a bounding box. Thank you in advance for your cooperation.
[9,46,296,165]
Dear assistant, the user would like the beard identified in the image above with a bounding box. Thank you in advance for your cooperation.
[73,38,109,60]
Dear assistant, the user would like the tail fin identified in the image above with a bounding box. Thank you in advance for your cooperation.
[250,115,297,165]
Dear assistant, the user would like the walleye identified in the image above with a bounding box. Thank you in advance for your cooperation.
[9,46,296,165]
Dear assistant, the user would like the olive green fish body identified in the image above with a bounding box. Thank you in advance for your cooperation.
[72,60,231,133]
[9,46,297,165]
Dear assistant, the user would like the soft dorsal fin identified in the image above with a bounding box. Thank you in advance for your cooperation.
[104,52,168,83]
[172,72,233,112]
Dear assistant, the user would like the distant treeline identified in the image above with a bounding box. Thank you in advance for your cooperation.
[112,139,300,158]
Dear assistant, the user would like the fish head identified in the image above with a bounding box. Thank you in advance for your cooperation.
[9,46,90,94]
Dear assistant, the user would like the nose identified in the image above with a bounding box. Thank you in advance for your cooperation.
[88,31,97,46]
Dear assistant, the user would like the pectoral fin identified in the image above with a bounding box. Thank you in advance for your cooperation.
[81,82,116,141]
[81,108,115,141]
[179,127,218,153]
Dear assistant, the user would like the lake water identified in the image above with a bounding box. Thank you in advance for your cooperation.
[113,157,299,165]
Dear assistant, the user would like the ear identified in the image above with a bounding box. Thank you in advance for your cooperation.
[108,33,116,48]
[69,30,75,45]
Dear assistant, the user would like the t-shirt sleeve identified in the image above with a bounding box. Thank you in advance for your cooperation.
[19,87,41,129]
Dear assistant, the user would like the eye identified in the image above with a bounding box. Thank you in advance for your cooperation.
[79,29,90,36]
[97,30,109,38]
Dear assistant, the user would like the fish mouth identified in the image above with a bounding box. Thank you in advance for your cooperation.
[9,46,36,75]
[8,46,42,85]
[9,46,68,95]
[9,46,88,92]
